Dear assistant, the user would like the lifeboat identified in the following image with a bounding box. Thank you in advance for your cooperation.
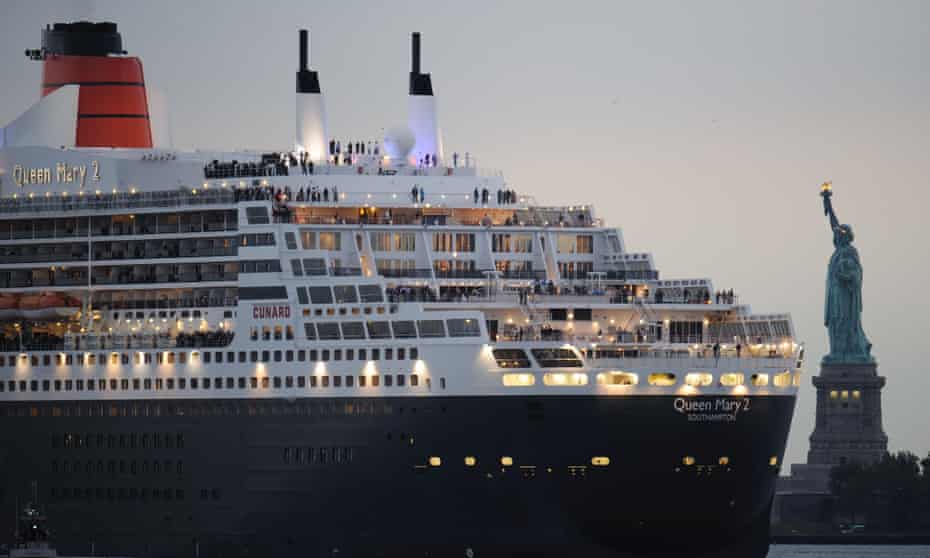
[0,294,18,320]
[19,293,81,320]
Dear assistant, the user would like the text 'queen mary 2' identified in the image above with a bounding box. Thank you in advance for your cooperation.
[0,21,801,558]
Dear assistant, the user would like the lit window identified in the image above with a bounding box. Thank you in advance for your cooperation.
[718,456,730,465]
[591,456,610,466]
[501,373,535,387]
[852,390,861,399]
[773,370,792,388]
[596,372,638,386]
[752,373,769,387]
[682,456,695,466]
[769,456,779,467]
[429,456,441,467]
[830,390,839,399]
[543,372,588,386]
[841,390,849,399]
[647,373,676,386]
[793,371,802,387]
[500,456,513,467]
[719,373,744,387]
[464,456,477,467]
[684,373,713,387]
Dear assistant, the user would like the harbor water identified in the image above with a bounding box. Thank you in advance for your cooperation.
[768,545,930,557]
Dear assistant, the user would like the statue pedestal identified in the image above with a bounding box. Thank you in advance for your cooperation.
[807,361,887,466]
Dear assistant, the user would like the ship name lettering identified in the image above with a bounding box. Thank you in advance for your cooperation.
[253,305,291,320]
[12,161,99,188]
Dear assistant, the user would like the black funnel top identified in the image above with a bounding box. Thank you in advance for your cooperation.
[409,32,433,96]
[38,21,125,57]
[296,28,321,94]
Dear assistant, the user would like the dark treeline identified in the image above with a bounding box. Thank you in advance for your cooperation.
[831,451,930,531]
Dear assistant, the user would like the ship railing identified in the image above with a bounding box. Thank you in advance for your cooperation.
[0,190,236,215]
[379,268,433,279]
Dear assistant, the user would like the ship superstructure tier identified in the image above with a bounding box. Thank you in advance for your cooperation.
[0,20,800,558]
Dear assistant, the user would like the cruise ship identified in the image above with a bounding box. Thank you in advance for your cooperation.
[0,21,801,558]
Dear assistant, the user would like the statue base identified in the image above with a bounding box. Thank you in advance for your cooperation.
[807,361,888,467]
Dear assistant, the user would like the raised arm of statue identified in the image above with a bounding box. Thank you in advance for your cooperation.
[820,181,840,231]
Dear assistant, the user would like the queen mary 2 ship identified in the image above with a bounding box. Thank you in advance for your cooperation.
[0,21,801,558]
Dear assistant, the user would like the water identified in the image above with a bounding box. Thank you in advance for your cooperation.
[768,545,930,558]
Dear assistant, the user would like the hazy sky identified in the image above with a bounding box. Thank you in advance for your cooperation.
[1,1,928,467]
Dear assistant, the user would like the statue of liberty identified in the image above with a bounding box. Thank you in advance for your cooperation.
[820,182,873,364]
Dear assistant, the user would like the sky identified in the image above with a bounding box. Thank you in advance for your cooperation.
[1,0,928,467]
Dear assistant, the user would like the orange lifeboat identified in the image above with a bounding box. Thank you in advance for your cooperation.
[0,294,18,320]
[19,293,81,320]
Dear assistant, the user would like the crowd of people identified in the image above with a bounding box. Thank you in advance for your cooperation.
[204,153,291,179]
[328,139,381,166]
[471,187,519,206]
[715,289,736,304]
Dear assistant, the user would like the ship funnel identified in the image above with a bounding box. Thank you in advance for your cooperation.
[295,28,328,162]
[34,21,153,148]
[407,32,443,164]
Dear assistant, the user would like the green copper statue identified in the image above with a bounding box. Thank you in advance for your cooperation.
[820,182,873,364]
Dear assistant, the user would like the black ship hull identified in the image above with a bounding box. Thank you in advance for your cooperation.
[0,394,795,557]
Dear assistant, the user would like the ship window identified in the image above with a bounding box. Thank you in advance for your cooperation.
[591,456,610,466]
[341,321,365,340]
[502,373,535,387]
[317,323,340,340]
[492,349,531,368]
[447,318,481,337]
[238,351,246,363]
[391,320,417,339]
[203,352,211,364]
[286,350,294,362]
[366,321,391,339]
[261,350,270,362]
[333,285,358,304]
[531,348,582,368]
[371,375,380,387]
[303,258,327,276]
[384,375,393,387]
[304,323,317,340]
[682,456,695,466]
[300,230,316,249]
[245,206,269,225]
[685,372,713,387]
[333,375,342,387]
[544,372,588,386]
[773,370,792,388]
[274,351,282,362]
[500,456,514,466]
[309,287,334,304]
[334,350,342,361]
[296,287,309,305]
[719,456,730,465]
[417,320,445,338]
[298,350,306,361]
[358,284,384,303]
[719,373,744,387]
[346,349,354,361]
[357,349,366,360]
[596,372,637,386]
[751,373,769,387]
[297,376,306,388]
[250,351,258,363]
[285,232,297,250]
[371,349,380,361]
[648,373,677,386]
[166,379,174,389]
[322,350,330,361]
[321,376,330,387]
[291,259,304,276]
[273,376,281,388]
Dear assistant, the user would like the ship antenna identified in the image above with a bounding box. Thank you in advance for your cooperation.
[411,31,420,74]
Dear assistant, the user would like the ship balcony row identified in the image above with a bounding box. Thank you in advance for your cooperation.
[0,189,236,217]
[0,330,235,353]
[0,210,238,241]
[0,237,237,265]
[0,263,238,289]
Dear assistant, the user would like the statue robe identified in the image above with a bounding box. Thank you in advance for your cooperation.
[824,243,872,362]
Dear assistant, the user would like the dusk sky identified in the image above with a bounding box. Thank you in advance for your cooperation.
[2,0,928,467]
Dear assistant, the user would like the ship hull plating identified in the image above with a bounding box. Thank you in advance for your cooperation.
[0,394,795,557]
